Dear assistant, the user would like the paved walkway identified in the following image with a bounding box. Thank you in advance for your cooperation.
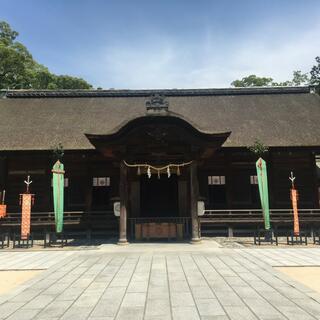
[1,244,320,319]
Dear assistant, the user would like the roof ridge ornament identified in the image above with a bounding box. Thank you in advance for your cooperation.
[146,93,169,114]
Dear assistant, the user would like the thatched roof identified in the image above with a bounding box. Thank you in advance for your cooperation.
[0,87,319,151]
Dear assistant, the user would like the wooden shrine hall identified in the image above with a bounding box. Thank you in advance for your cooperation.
[0,86,320,243]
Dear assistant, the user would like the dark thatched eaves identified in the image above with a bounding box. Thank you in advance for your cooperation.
[0,86,319,151]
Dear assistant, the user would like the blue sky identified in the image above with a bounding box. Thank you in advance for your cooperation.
[1,0,320,89]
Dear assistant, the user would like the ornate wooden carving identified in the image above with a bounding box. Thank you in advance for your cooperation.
[146,94,169,114]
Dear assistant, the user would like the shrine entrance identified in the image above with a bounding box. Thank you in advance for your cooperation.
[140,175,178,218]
[130,173,187,241]
[85,98,231,244]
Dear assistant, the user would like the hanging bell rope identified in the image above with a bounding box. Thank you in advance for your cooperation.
[123,160,193,178]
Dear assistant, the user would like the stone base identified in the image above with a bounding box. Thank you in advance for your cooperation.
[190,237,202,244]
[117,239,129,245]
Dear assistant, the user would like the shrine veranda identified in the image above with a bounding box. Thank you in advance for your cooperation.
[0,86,320,243]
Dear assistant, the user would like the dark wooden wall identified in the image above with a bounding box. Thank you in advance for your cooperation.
[0,156,7,191]
[200,148,319,210]
[1,147,318,213]
[270,151,318,208]
[2,151,118,213]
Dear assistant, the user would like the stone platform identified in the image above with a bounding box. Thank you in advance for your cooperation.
[0,242,320,319]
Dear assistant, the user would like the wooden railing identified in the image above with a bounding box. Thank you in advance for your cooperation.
[0,210,117,231]
[201,209,320,224]
[2,209,320,237]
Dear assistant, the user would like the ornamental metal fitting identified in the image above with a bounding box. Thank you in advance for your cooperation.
[146,93,169,114]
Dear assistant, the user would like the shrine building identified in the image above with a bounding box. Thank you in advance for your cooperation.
[0,86,320,243]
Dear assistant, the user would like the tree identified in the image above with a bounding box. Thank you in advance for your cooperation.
[291,70,310,86]
[231,75,274,87]
[53,75,93,90]
[273,71,310,86]
[310,56,320,90]
[0,22,35,89]
[0,21,92,89]
[231,71,310,88]
[0,21,18,45]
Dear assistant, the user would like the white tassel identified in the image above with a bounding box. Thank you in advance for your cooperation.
[147,166,151,178]
[167,166,171,178]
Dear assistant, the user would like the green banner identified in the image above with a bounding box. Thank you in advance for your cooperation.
[52,160,65,233]
[256,158,271,230]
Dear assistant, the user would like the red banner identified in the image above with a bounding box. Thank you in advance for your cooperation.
[290,189,300,236]
[20,193,34,239]
[0,205,6,218]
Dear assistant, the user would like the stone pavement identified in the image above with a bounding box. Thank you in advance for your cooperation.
[1,243,320,319]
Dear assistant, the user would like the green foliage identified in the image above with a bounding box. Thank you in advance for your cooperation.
[291,71,310,86]
[52,143,64,160]
[310,56,320,91]
[231,75,274,87]
[248,139,269,158]
[0,21,92,90]
[53,75,93,89]
[231,71,310,88]
[0,21,18,45]
[273,71,310,86]
[0,43,31,89]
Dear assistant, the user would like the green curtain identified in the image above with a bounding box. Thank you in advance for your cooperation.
[52,160,64,233]
[256,157,271,230]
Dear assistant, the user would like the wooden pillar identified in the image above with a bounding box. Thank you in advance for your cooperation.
[84,178,93,212]
[45,155,53,211]
[228,226,234,237]
[84,163,93,212]
[311,152,319,208]
[130,180,140,218]
[225,152,233,208]
[190,162,201,243]
[84,168,93,232]
[118,161,129,245]
[0,156,7,191]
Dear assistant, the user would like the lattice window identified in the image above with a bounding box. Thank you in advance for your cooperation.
[208,176,225,185]
[250,175,258,185]
[92,177,111,187]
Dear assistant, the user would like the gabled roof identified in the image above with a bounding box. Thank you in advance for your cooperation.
[0,86,319,151]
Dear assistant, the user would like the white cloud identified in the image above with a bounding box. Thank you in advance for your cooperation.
[80,22,320,89]
[231,24,320,83]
